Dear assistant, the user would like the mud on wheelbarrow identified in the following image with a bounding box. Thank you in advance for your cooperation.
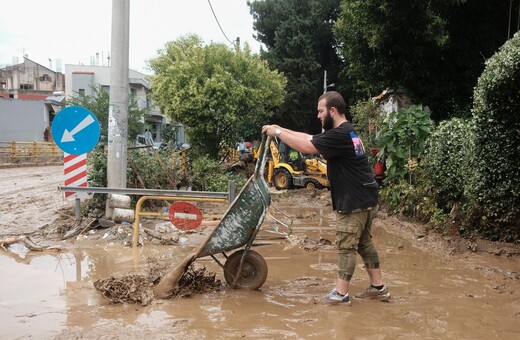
[188,135,273,290]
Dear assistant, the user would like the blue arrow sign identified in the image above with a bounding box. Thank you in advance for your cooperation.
[52,106,101,155]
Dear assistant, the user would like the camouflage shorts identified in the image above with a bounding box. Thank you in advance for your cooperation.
[335,206,380,281]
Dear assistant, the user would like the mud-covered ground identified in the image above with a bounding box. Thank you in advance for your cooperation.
[1,165,519,339]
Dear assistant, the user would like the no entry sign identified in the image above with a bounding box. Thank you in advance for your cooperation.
[168,201,203,231]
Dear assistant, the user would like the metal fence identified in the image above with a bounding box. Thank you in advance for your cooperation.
[0,141,63,166]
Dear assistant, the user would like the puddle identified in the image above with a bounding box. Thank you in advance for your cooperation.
[2,210,520,339]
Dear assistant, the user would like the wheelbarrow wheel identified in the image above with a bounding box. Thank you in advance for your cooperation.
[224,249,268,290]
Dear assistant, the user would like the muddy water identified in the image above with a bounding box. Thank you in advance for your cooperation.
[1,209,520,339]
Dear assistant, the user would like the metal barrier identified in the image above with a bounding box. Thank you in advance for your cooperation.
[132,195,228,246]
[58,184,235,246]
[0,141,62,165]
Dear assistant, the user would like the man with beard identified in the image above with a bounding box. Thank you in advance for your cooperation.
[262,91,390,305]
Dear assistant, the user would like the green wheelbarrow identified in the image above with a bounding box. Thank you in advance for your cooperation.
[154,135,273,297]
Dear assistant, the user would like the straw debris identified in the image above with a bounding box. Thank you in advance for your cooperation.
[93,258,221,305]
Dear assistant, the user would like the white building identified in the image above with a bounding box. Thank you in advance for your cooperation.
[65,64,172,143]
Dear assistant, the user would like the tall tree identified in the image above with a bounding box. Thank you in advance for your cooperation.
[249,0,344,134]
[437,0,515,118]
[148,34,286,158]
[334,0,512,121]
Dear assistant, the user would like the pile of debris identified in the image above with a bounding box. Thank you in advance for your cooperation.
[93,258,221,306]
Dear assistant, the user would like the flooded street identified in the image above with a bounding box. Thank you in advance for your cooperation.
[2,210,519,339]
[1,166,519,339]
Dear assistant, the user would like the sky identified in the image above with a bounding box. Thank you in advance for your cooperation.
[0,0,262,74]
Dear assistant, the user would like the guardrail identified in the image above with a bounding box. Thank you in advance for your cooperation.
[0,141,62,166]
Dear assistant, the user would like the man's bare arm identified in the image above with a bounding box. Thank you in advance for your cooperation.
[261,125,319,155]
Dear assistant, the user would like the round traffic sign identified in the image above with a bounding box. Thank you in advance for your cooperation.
[52,106,101,155]
[168,201,203,231]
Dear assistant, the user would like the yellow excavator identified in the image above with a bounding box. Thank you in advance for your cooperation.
[267,139,329,190]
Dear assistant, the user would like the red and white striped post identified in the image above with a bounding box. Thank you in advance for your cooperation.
[63,152,88,198]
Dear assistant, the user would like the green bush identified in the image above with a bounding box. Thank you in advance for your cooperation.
[351,99,384,151]
[127,148,186,190]
[86,147,188,211]
[381,117,477,233]
[470,32,520,241]
[377,104,448,227]
[191,155,247,192]
[380,163,447,227]
[424,118,474,209]
[378,105,433,184]
[86,147,248,214]
[85,145,109,212]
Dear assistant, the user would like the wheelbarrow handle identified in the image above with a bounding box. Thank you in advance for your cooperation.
[254,134,271,178]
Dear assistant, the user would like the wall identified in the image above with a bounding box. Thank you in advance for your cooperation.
[0,99,48,141]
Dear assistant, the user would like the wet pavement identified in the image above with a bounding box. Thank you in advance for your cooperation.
[1,208,519,339]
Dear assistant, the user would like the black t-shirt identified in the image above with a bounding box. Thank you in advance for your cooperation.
[311,122,379,213]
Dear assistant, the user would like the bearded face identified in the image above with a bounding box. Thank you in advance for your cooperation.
[323,109,334,131]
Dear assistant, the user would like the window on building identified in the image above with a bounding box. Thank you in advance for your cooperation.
[78,89,85,97]
[130,88,137,98]
[20,84,33,90]
[41,74,52,82]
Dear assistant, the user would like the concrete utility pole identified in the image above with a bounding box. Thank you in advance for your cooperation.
[106,0,130,219]
[323,70,335,94]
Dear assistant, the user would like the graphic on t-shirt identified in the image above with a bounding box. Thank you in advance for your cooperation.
[349,131,365,157]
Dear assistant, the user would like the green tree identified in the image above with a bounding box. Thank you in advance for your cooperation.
[249,0,344,134]
[334,0,512,121]
[148,34,286,158]
[66,84,147,141]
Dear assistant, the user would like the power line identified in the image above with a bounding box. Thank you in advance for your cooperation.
[207,0,234,46]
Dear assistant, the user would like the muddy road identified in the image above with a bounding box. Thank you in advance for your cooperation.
[1,166,519,339]
[0,165,73,235]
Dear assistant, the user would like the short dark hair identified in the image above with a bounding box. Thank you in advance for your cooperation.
[319,91,346,116]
